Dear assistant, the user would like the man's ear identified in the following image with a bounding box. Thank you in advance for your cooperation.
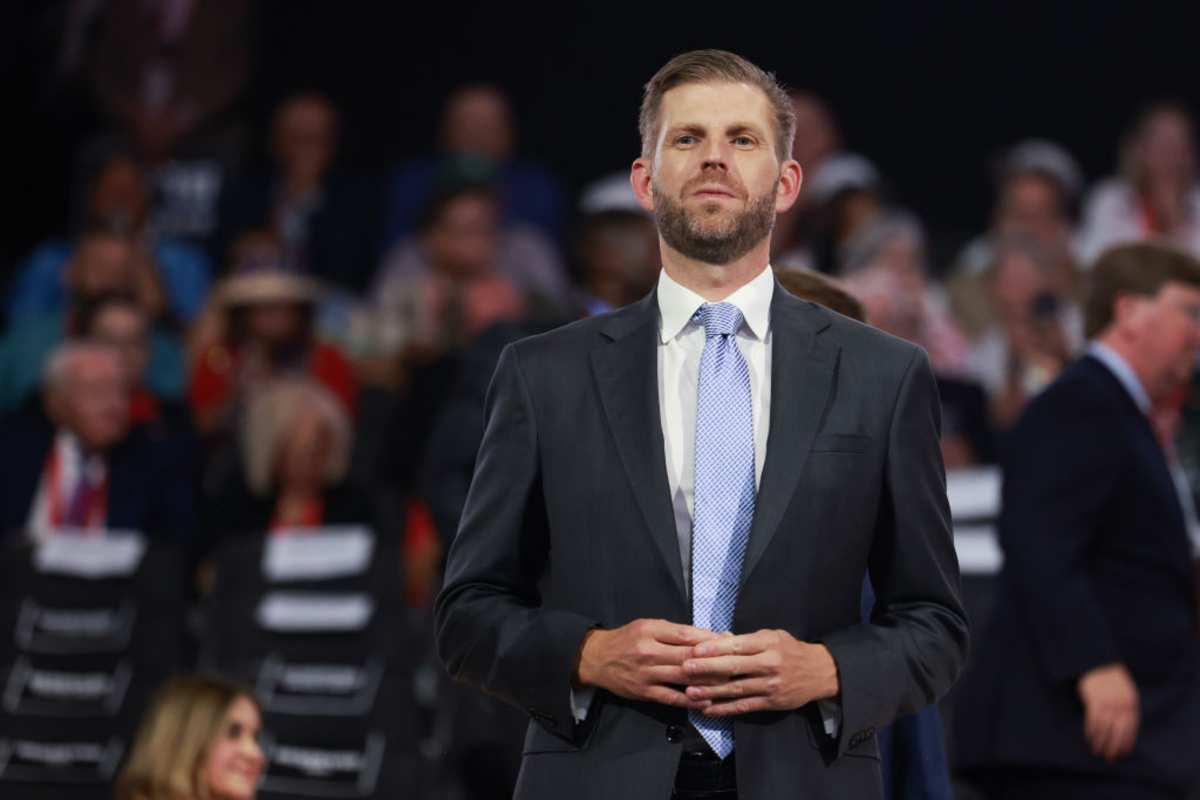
[1112,292,1142,326]
[630,158,655,214]
[775,159,803,214]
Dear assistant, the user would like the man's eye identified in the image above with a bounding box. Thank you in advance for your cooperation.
[733,136,755,147]
[675,135,696,146]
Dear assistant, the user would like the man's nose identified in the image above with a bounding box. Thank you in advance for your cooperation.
[700,139,730,171]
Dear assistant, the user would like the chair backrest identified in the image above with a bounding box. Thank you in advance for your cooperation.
[0,533,189,794]
[201,527,422,799]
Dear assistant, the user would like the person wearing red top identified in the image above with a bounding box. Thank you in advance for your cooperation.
[188,269,357,437]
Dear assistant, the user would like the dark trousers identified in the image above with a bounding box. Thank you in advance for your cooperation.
[972,769,1186,800]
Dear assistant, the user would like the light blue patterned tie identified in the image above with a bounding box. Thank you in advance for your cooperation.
[689,302,756,759]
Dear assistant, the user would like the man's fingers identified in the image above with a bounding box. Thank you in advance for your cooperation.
[638,641,698,666]
[685,677,774,701]
[1083,711,1104,757]
[1108,711,1138,761]
[650,621,723,646]
[642,684,707,710]
[701,696,772,716]
[683,653,768,679]
[692,630,775,658]
[645,664,691,686]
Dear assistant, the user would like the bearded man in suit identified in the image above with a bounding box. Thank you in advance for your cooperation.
[436,49,967,800]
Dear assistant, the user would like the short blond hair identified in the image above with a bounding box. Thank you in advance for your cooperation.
[639,49,796,161]
[241,378,352,495]
[115,675,255,800]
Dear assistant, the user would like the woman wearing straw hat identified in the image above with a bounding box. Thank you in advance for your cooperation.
[187,269,357,437]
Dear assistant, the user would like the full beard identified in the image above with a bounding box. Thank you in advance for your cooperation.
[652,182,777,266]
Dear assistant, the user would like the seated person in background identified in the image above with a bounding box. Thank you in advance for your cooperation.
[0,224,186,412]
[770,91,844,270]
[115,675,264,800]
[419,196,657,545]
[840,213,970,377]
[790,152,887,273]
[371,174,537,377]
[949,140,1083,338]
[7,146,212,325]
[965,237,1082,432]
[188,268,357,437]
[1080,103,1200,263]
[74,291,193,440]
[233,378,358,533]
[212,92,380,293]
[0,341,194,541]
[830,227,997,466]
[571,205,661,316]
[382,84,565,247]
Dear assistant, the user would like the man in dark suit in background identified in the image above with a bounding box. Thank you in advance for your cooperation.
[0,341,195,541]
[436,50,967,800]
[958,242,1200,799]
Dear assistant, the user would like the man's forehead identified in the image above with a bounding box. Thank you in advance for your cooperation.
[1162,281,1200,301]
[659,81,773,128]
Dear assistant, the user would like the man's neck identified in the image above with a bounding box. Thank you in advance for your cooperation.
[1094,331,1157,402]
[659,239,771,302]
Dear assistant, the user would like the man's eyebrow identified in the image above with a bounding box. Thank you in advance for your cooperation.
[666,124,707,137]
[726,123,765,137]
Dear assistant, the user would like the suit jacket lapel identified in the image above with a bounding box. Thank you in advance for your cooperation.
[741,286,838,585]
[591,292,688,602]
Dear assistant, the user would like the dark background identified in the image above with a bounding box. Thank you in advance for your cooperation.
[7,0,1200,270]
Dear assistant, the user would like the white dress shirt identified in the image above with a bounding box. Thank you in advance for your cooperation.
[573,265,841,737]
[657,264,773,587]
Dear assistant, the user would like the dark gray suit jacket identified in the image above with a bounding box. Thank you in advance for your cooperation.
[435,283,968,800]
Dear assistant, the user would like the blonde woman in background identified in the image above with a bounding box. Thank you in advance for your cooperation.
[240,377,356,532]
[115,675,265,800]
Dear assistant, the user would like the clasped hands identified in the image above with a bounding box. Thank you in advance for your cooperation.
[574,618,839,716]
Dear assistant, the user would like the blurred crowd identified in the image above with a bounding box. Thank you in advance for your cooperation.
[8,3,1200,799]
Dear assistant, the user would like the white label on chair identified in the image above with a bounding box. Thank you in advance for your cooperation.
[33,531,146,578]
[256,592,374,633]
[3,658,132,716]
[0,737,124,783]
[16,599,137,654]
[260,731,385,796]
[262,526,375,582]
[256,656,383,716]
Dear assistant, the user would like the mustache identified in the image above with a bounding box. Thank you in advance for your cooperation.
[682,173,746,198]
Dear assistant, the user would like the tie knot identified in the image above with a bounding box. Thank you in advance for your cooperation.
[697,302,744,337]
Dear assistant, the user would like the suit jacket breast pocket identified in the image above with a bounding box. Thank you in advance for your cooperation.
[811,433,872,454]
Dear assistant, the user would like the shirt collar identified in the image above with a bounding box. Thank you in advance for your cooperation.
[656,265,775,344]
[1087,341,1152,415]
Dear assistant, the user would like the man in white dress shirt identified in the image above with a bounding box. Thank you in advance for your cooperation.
[436,49,966,800]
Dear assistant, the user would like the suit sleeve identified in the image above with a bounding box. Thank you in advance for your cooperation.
[995,391,1122,684]
[434,344,598,740]
[820,347,969,758]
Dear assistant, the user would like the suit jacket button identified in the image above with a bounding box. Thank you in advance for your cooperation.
[666,725,683,743]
